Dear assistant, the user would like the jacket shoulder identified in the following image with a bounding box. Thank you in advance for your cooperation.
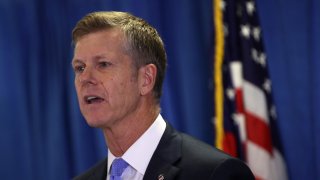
[73,158,108,180]
[178,133,255,179]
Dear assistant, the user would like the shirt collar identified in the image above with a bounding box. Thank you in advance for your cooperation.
[107,114,166,175]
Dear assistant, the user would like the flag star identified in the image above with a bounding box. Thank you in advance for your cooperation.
[232,113,239,121]
[251,48,267,66]
[263,79,272,93]
[270,105,277,119]
[251,48,258,62]
[259,52,267,67]
[226,88,235,100]
[224,24,229,37]
[253,26,261,41]
[241,24,251,39]
[221,0,226,11]
[246,1,255,16]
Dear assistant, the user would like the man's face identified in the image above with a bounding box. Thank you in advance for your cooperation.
[72,29,141,128]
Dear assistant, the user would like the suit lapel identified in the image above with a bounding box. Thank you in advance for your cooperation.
[143,123,182,180]
[89,158,108,180]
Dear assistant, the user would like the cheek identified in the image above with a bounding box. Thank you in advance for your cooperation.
[74,76,79,87]
[108,76,126,89]
[104,73,138,97]
[74,81,82,99]
[74,81,80,92]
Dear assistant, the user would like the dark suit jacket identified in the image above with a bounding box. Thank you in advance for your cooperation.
[73,122,255,180]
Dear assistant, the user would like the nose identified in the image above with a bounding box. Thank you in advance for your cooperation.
[78,67,98,85]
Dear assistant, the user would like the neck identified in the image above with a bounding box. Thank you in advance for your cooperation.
[102,101,160,157]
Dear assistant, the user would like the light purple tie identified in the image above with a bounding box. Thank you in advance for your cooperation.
[110,158,129,180]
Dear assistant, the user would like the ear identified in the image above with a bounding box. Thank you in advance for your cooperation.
[138,64,157,96]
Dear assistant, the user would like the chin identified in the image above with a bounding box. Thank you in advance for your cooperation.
[86,121,105,128]
[85,116,114,129]
[84,117,104,128]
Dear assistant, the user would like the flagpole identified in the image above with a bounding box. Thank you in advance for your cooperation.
[213,0,225,149]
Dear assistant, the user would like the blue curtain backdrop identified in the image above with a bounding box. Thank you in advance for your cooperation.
[0,0,319,179]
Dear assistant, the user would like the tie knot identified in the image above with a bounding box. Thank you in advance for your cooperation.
[110,158,129,178]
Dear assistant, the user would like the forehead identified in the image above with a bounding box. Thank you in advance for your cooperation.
[76,29,124,49]
[73,29,128,62]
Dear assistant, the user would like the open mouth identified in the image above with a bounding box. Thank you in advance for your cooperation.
[84,95,105,104]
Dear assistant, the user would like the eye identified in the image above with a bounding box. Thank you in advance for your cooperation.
[73,65,85,73]
[98,61,112,69]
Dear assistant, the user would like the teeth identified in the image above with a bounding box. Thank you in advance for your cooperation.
[86,96,98,104]
[85,95,104,104]
[87,96,97,101]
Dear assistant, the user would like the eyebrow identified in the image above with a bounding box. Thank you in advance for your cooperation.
[71,55,110,65]
[93,54,109,61]
[71,59,83,65]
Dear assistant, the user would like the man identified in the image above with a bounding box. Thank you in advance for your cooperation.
[72,11,254,180]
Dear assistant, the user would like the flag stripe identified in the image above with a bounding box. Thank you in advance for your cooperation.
[222,132,238,157]
[247,141,271,179]
[245,111,273,153]
[243,81,269,123]
[235,88,245,113]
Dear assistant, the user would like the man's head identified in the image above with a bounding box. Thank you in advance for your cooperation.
[72,11,166,128]
[72,11,167,101]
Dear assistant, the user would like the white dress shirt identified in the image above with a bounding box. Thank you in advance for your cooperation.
[106,114,166,180]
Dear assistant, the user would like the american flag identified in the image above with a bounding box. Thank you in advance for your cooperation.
[213,0,288,179]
